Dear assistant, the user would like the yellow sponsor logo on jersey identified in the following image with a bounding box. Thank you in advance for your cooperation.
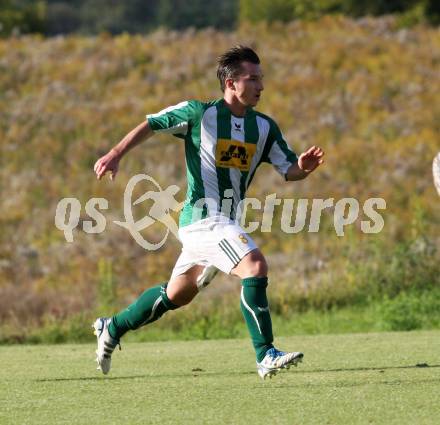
[215,139,256,171]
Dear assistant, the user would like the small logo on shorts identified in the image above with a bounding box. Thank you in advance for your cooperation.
[238,234,248,244]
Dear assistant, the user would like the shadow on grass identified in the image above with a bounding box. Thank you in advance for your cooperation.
[298,363,440,374]
[35,371,255,382]
[35,364,439,383]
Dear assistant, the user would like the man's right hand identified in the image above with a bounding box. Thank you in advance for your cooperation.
[93,121,153,181]
[94,149,120,181]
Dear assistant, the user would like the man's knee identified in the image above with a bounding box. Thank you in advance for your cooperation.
[166,266,202,306]
[247,258,268,277]
[233,250,268,278]
[166,284,197,306]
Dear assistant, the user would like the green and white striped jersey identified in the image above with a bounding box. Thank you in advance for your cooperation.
[147,98,297,227]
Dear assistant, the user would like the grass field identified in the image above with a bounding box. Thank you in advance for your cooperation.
[1,331,439,425]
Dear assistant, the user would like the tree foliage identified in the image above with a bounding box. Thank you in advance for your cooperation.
[0,0,236,36]
[239,0,440,24]
[0,0,439,37]
[0,0,46,36]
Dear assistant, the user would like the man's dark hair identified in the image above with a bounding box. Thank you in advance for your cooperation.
[217,45,260,92]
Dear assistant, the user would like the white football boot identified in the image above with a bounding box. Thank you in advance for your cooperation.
[257,347,303,380]
[92,317,120,375]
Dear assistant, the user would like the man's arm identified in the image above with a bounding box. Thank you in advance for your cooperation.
[94,120,154,180]
[285,146,324,181]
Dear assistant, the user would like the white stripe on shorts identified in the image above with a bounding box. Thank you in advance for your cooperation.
[219,239,240,265]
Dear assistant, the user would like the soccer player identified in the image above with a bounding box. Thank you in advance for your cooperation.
[93,46,324,379]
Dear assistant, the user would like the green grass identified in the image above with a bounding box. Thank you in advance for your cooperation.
[1,331,439,424]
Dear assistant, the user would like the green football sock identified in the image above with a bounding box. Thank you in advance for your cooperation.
[240,276,274,362]
[108,283,178,340]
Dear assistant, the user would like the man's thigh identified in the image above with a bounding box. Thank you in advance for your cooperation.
[166,265,204,305]
[169,218,259,290]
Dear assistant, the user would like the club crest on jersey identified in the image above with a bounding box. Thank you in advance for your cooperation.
[215,139,256,171]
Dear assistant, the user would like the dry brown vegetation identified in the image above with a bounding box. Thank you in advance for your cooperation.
[1,16,439,340]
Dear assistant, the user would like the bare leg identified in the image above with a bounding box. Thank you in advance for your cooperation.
[166,265,205,306]
[231,249,268,279]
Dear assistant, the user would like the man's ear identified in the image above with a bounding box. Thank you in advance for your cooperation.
[225,78,235,91]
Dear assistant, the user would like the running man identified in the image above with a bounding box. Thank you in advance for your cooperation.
[93,46,324,379]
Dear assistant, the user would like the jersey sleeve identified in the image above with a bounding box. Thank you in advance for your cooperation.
[263,119,298,179]
[146,100,195,139]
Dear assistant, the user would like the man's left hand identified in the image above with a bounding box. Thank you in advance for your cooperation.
[298,146,324,173]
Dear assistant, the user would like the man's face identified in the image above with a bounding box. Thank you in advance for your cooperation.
[227,61,264,107]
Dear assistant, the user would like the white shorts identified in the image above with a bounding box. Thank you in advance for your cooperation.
[170,216,258,289]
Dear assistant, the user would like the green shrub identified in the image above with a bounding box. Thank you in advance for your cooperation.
[379,290,440,331]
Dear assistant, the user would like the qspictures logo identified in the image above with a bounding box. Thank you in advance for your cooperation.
[55,174,183,251]
[54,173,388,252]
